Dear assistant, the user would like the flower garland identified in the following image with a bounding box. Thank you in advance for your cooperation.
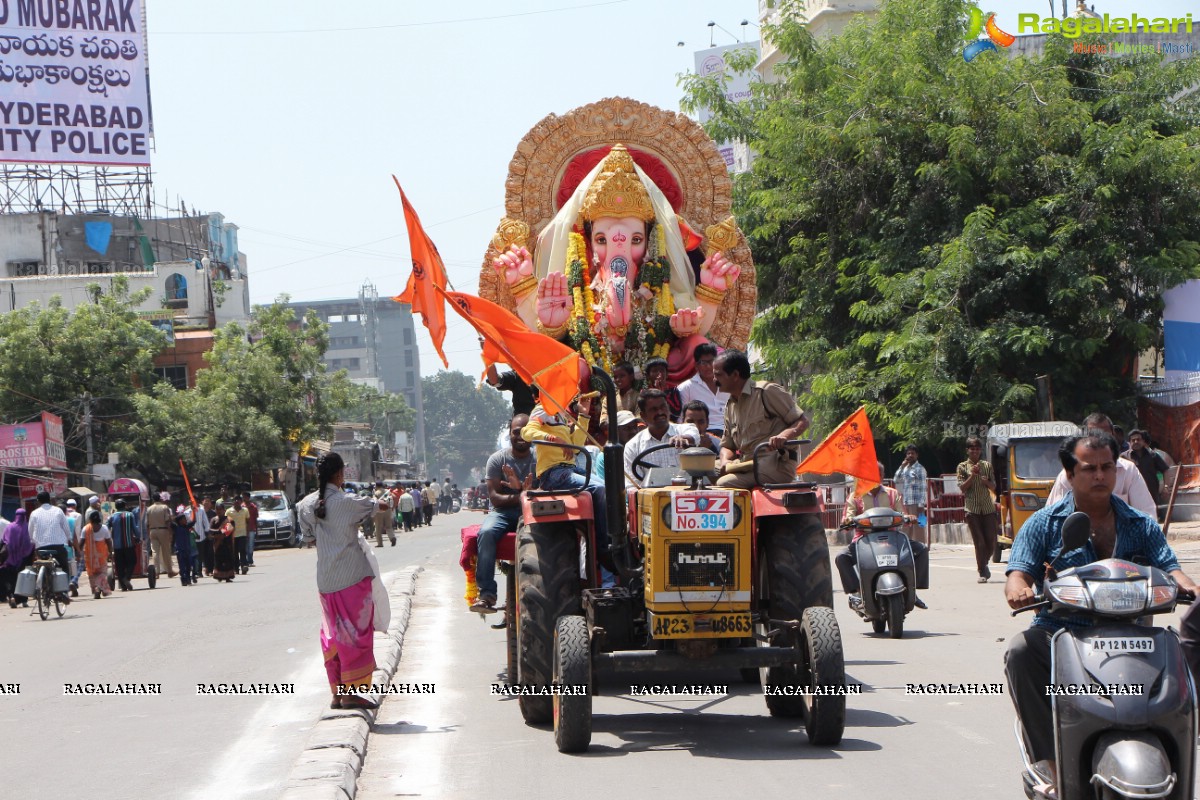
[566,232,609,370]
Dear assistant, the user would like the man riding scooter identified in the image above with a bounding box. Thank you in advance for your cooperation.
[835,464,929,611]
[1005,430,1198,799]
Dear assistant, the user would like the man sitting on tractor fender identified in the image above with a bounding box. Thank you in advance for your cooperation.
[712,350,809,489]
[522,393,615,587]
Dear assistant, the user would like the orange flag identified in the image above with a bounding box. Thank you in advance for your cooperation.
[438,288,580,415]
[795,407,880,495]
[179,458,198,512]
[392,178,449,367]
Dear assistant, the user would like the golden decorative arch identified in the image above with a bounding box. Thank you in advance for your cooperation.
[479,96,755,351]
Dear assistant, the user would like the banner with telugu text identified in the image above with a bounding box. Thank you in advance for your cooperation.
[0,0,151,166]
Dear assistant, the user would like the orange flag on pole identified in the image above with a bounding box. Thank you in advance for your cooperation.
[795,406,880,496]
[392,178,449,367]
[437,288,581,416]
[179,458,198,511]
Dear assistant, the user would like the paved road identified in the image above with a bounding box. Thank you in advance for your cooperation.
[0,512,466,800]
[358,539,1200,800]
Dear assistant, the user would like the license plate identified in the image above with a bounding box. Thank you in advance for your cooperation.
[876,554,898,567]
[670,491,734,532]
[650,612,751,638]
[1091,637,1154,654]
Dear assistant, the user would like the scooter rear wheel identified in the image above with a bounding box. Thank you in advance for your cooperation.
[871,617,885,635]
[886,594,905,639]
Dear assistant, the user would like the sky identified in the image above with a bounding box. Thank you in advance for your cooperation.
[143,0,761,379]
[140,0,1195,382]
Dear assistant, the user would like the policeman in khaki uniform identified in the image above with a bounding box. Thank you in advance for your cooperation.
[712,350,809,489]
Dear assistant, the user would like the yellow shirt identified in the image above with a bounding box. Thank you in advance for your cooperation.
[522,407,590,478]
[225,507,250,537]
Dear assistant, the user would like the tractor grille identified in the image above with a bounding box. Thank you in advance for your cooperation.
[668,542,735,588]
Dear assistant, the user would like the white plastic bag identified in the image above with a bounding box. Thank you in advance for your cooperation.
[357,534,390,633]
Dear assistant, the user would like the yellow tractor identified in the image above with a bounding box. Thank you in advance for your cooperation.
[505,370,846,752]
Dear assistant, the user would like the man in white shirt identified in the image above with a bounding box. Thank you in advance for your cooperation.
[1045,413,1156,517]
[65,498,83,595]
[677,342,730,434]
[28,491,73,602]
[624,390,700,488]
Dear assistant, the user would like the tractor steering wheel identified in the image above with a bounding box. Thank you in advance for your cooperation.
[630,442,681,483]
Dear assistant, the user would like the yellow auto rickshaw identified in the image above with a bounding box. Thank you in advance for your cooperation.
[987,421,1081,562]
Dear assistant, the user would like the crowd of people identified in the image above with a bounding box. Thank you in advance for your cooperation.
[0,488,268,607]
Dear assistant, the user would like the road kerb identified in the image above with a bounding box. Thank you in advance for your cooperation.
[280,566,423,800]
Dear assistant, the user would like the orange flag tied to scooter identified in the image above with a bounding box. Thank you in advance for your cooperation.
[437,288,580,416]
[795,406,880,496]
[392,178,449,367]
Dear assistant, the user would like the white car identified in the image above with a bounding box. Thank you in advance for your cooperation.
[249,491,297,548]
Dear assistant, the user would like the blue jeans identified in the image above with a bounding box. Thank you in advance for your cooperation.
[173,529,195,585]
[474,505,522,599]
[538,464,609,565]
[246,528,256,564]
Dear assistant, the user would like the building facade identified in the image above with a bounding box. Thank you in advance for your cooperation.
[287,291,425,463]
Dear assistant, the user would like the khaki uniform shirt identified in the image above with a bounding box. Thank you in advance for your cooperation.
[720,380,804,458]
[145,502,173,533]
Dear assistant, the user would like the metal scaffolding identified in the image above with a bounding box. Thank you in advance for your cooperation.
[0,164,153,217]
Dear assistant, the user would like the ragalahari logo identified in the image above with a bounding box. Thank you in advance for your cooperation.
[963,8,1016,61]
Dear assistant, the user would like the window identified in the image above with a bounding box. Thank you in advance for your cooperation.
[330,336,361,350]
[327,357,362,371]
[404,350,412,368]
[153,365,188,390]
[164,273,188,307]
[403,328,413,346]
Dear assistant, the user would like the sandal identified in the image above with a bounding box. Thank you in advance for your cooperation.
[339,695,379,710]
[470,595,498,615]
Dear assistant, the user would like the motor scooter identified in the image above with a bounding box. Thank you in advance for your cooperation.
[1012,511,1196,800]
[842,507,919,638]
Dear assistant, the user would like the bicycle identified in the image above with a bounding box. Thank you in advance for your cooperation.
[31,548,66,621]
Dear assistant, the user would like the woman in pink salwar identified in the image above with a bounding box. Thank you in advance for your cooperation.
[297,452,379,709]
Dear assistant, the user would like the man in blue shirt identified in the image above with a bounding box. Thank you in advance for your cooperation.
[1004,431,1197,793]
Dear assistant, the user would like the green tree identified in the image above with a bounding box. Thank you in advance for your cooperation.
[0,276,166,470]
[119,296,352,483]
[120,383,284,483]
[420,371,510,483]
[682,0,1200,448]
[336,384,415,444]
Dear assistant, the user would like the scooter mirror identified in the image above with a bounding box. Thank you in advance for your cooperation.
[1061,511,1091,553]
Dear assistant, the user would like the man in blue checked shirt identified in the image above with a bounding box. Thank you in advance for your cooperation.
[1003,430,1197,793]
[893,444,927,543]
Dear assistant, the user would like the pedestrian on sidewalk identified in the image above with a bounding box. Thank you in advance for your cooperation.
[297,452,379,710]
[422,481,435,526]
[410,484,424,527]
[81,510,111,598]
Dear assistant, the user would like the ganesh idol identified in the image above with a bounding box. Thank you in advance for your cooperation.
[480,98,757,380]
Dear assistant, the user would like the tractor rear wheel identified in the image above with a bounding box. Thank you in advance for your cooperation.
[760,515,834,718]
[800,606,846,745]
[552,615,592,752]
[516,522,580,724]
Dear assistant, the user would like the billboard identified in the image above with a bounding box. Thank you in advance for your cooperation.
[18,472,67,501]
[693,42,760,174]
[0,0,151,166]
[0,411,68,470]
[1164,280,1200,378]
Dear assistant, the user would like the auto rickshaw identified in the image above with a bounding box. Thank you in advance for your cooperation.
[987,422,1080,562]
[104,477,158,589]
